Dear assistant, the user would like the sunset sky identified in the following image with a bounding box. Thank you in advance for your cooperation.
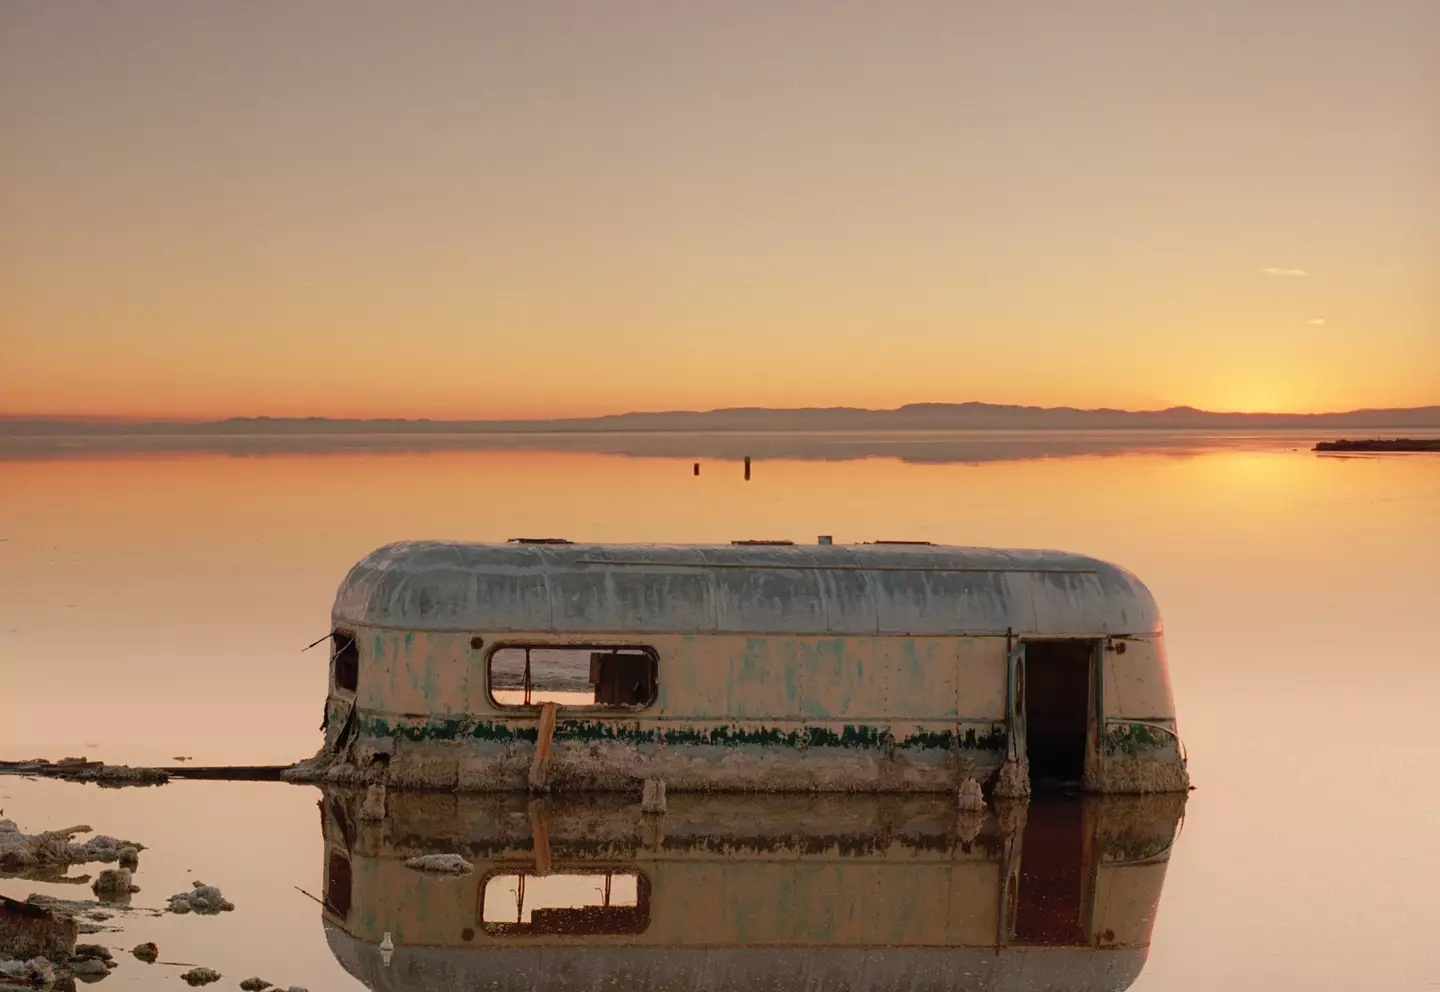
[2,1,1437,420]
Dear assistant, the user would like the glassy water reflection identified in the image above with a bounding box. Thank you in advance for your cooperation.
[319,791,1184,991]
[3,437,1437,986]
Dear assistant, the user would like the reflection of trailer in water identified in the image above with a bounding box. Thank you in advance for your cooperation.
[319,789,1185,992]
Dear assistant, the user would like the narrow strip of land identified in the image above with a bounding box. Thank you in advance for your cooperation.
[1313,438,1440,452]
[0,759,291,784]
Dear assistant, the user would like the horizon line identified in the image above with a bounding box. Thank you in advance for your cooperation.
[3,399,1440,427]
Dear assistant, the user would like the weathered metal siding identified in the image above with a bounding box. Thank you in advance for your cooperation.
[318,627,1183,793]
[357,630,469,720]
[653,634,1004,724]
[1101,638,1176,721]
[339,627,1010,732]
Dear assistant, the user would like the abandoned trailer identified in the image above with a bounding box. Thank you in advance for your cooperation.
[292,540,1188,795]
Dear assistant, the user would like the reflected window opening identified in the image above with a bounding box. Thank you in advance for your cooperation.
[480,870,650,935]
[325,851,353,919]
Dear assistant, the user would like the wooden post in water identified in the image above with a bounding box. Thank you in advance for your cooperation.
[528,702,559,793]
[693,462,699,476]
[744,456,751,481]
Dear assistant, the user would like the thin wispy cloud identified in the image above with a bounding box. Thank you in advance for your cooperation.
[1307,318,1326,325]
[1261,267,1309,277]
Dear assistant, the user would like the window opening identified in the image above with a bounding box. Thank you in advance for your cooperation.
[333,631,358,693]
[489,646,657,709]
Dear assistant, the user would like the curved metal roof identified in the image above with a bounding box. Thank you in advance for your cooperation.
[327,934,1149,992]
[332,541,1161,637]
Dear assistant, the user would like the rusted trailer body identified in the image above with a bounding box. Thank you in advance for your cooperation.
[296,541,1187,795]
[319,789,1184,992]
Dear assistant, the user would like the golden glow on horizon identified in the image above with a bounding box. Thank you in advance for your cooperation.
[2,3,1436,420]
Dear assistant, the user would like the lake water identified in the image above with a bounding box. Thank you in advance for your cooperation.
[2,430,1438,989]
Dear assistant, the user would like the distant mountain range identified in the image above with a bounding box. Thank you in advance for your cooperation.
[4,402,1440,435]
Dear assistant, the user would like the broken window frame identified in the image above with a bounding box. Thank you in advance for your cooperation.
[484,643,659,712]
[332,630,359,694]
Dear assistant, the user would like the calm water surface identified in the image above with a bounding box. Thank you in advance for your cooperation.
[2,432,1437,989]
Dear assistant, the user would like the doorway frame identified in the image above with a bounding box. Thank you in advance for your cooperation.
[1006,636,1105,790]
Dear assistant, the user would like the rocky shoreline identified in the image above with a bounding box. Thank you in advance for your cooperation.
[1,816,305,990]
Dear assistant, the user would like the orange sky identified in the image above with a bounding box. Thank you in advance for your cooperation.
[2,2,1437,419]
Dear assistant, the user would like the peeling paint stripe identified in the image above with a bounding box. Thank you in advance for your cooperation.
[358,715,1007,751]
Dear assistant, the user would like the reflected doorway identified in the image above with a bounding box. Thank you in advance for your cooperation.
[1012,799,1089,945]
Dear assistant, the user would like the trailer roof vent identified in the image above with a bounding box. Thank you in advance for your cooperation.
[731,540,795,546]
[508,538,574,545]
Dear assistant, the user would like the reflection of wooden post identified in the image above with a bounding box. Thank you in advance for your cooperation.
[528,798,552,877]
[641,778,667,813]
[529,702,559,793]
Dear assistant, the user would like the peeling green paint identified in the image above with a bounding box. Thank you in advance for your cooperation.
[959,726,1007,751]
[660,724,793,747]
[360,715,538,743]
[555,720,654,743]
[357,711,1005,752]
[1104,723,1177,755]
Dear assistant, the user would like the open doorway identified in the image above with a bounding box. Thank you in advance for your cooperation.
[1023,640,1094,787]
